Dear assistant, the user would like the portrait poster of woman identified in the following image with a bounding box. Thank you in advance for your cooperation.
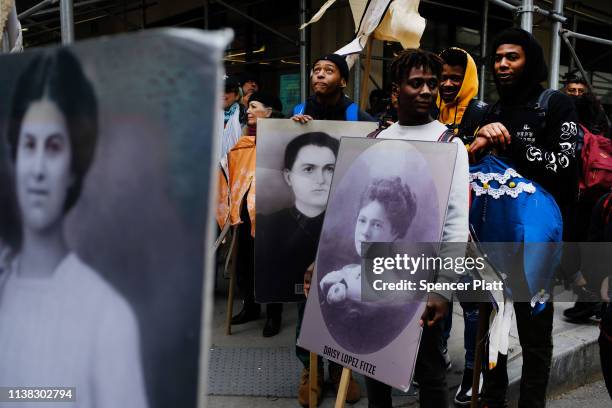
[298,137,457,391]
[0,29,230,408]
[255,119,377,303]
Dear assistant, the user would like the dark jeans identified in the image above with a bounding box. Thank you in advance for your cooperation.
[600,302,612,399]
[236,209,282,318]
[461,302,479,370]
[365,321,449,408]
[481,302,553,408]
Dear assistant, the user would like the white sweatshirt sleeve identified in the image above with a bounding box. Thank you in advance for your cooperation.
[432,138,470,301]
[442,138,470,243]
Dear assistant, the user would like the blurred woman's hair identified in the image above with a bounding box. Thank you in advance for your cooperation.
[6,48,98,213]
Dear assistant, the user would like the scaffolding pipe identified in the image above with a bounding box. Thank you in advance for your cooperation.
[562,29,612,48]
[540,0,612,27]
[480,0,489,101]
[60,0,74,44]
[214,0,297,45]
[19,0,58,19]
[549,0,563,89]
[29,0,110,18]
[489,0,516,12]
[560,31,592,93]
[520,0,533,32]
[299,0,306,104]
[569,15,578,72]
[354,56,361,104]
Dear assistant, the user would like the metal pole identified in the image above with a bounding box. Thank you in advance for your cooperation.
[520,0,533,32]
[299,0,306,104]
[354,56,361,104]
[60,0,74,44]
[19,0,57,20]
[215,0,297,45]
[563,29,612,47]
[560,31,592,93]
[480,0,489,101]
[549,0,563,89]
[489,0,516,12]
[569,15,578,72]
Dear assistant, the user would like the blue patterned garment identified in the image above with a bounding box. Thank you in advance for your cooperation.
[469,155,563,313]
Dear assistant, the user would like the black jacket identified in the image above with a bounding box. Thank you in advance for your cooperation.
[255,207,325,303]
[486,28,578,208]
[483,85,578,208]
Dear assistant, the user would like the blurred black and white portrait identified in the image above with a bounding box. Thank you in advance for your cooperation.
[0,30,227,408]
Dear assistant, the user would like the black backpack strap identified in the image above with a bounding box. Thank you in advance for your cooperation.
[437,128,456,143]
[367,128,384,139]
[536,88,556,112]
[532,88,558,130]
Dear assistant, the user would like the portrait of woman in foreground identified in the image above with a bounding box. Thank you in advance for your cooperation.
[0,48,147,408]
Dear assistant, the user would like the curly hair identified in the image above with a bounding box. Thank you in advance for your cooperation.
[439,47,468,70]
[358,177,417,239]
[389,49,444,86]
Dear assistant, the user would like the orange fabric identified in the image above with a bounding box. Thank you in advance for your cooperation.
[216,136,257,236]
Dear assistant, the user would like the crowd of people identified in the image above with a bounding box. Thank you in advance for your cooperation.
[216,27,612,408]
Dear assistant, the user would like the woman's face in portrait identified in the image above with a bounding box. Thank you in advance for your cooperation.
[15,99,73,232]
[354,200,397,255]
[246,101,271,127]
[283,145,335,216]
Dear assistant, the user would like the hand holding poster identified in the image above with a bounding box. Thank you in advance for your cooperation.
[255,119,376,303]
[297,137,456,391]
[0,29,229,408]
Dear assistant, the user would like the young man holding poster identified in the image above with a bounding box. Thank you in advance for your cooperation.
[289,53,373,406]
[364,49,470,408]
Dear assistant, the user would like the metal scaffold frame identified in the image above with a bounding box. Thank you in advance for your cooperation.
[486,0,611,92]
[5,0,612,103]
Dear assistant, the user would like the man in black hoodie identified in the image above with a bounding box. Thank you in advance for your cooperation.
[470,28,579,408]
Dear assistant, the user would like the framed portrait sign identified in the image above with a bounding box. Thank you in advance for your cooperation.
[255,119,377,303]
[298,137,457,391]
[0,29,229,408]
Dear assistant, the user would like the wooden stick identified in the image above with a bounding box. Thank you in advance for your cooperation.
[224,226,239,335]
[334,368,351,408]
[359,37,373,110]
[471,302,491,408]
[309,352,318,407]
[213,221,231,252]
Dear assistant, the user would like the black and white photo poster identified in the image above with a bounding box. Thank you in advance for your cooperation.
[298,137,456,390]
[0,29,229,408]
[255,119,377,303]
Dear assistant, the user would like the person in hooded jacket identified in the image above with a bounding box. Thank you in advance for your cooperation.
[438,46,488,405]
[470,27,579,408]
[437,47,488,145]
